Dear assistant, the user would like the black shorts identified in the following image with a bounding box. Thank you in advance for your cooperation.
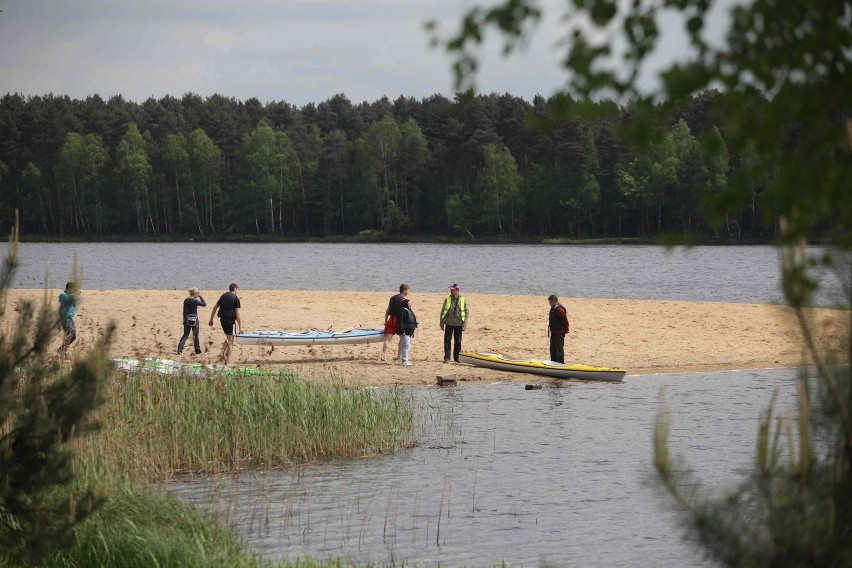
[220,318,237,336]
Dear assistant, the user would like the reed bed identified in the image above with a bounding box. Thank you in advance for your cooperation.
[77,368,415,482]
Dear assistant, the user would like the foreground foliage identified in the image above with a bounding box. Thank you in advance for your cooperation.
[0,221,116,564]
[438,0,851,565]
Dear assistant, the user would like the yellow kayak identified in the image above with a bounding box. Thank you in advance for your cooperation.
[458,351,626,382]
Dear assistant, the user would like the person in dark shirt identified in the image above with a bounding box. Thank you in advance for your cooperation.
[381,283,409,361]
[208,283,242,365]
[547,294,570,363]
[177,287,206,355]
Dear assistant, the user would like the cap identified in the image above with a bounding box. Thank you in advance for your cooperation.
[449,283,459,290]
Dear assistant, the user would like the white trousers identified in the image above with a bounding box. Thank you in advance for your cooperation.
[400,334,412,363]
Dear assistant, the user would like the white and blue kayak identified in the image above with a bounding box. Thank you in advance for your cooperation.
[236,328,385,346]
[459,351,627,382]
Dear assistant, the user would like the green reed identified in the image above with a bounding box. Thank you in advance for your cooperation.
[77,368,415,482]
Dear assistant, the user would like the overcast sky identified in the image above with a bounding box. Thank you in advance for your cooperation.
[0,1,738,107]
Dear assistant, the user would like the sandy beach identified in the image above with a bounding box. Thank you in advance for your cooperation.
[5,289,849,386]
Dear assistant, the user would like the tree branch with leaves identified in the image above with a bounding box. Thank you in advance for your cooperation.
[436,0,851,564]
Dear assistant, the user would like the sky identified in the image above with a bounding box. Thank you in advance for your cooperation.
[0,0,738,107]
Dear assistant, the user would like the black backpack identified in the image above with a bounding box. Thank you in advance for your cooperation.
[398,307,418,335]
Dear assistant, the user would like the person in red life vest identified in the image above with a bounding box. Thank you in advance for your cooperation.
[547,294,570,363]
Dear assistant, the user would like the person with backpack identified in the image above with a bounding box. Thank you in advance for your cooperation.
[547,294,570,363]
[177,287,206,355]
[381,283,409,361]
[396,297,418,367]
[209,283,242,365]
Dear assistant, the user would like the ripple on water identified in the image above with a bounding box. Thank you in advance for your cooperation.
[168,368,802,567]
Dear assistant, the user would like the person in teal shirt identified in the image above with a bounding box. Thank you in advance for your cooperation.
[58,281,80,358]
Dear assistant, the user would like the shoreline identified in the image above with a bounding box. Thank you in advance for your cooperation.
[5,289,849,386]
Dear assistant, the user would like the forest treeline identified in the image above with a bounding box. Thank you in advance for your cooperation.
[0,90,833,241]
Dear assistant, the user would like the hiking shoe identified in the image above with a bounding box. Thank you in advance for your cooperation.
[443,358,450,363]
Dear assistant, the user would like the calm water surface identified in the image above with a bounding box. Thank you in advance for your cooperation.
[13,242,848,304]
[170,369,799,567]
[14,242,844,565]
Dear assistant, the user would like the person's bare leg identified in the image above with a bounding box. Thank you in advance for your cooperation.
[220,338,230,364]
[223,335,236,365]
[381,334,392,360]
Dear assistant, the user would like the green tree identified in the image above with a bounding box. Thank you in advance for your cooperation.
[361,116,403,232]
[319,129,352,235]
[19,162,54,234]
[115,123,154,235]
[187,129,222,235]
[444,189,476,239]
[56,133,108,236]
[476,143,521,235]
[235,121,297,235]
[615,155,651,235]
[439,0,851,565]
[397,118,430,230]
[0,220,116,564]
[615,127,678,238]
[560,129,601,238]
[289,123,322,236]
[0,161,10,231]
[668,118,704,235]
[702,125,732,238]
[162,132,191,233]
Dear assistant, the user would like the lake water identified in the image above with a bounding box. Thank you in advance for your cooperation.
[11,242,846,565]
[169,368,801,567]
[12,242,849,304]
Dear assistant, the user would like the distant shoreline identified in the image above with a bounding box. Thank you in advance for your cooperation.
[16,234,817,246]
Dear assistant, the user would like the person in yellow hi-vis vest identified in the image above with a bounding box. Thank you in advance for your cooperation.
[439,283,469,363]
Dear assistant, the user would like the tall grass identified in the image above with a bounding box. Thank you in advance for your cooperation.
[40,482,271,568]
[14,367,418,566]
[34,470,446,567]
[77,368,415,482]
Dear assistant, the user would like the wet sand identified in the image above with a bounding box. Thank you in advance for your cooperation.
[5,289,849,386]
